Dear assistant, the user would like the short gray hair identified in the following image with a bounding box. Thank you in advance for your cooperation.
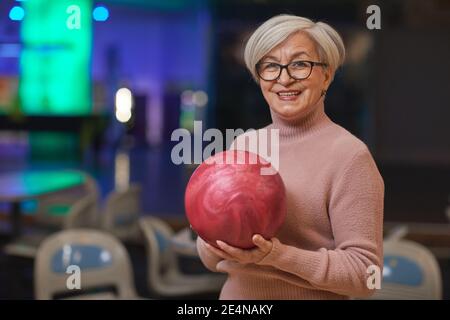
[244,14,346,82]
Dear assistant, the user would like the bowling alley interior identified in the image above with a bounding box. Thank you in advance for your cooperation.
[0,0,449,300]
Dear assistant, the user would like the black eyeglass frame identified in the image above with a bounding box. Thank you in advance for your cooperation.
[255,60,328,81]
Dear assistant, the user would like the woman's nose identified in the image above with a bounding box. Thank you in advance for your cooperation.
[277,68,294,85]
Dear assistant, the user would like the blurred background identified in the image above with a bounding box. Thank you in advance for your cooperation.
[0,0,449,300]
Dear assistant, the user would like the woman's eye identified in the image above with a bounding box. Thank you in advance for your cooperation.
[291,61,307,68]
[264,63,278,70]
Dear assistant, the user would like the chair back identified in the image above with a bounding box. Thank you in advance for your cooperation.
[373,239,442,299]
[35,229,137,299]
[102,184,142,240]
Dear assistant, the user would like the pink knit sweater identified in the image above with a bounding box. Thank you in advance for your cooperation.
[196,99,385,300]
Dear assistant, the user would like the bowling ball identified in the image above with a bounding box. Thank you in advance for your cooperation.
[185,150,286,249]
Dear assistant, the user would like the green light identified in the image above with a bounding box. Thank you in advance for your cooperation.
[29,132,80,160]
[21,169,85,195]
[20,0,92,115]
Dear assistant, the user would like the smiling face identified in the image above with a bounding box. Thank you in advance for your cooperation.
[258,31,332,122]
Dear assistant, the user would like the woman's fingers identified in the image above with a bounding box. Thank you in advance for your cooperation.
[205,242,235,260]
[252,234,273,252]
[211,238,274,264]
[216,240,250,260]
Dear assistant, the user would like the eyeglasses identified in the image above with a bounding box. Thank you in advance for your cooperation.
[256,60,328,81]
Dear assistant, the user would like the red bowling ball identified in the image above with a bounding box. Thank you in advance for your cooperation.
[185,150,286,249]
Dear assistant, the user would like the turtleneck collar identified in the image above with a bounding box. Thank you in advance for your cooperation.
[268,97,333,141]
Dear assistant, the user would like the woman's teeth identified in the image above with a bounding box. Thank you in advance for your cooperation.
[277,91,300,96]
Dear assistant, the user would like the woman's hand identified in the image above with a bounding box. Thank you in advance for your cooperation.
[204,234,274,264]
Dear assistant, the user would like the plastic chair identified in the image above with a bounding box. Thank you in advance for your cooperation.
[101,184,142,242]
[372,239,443,300]
[34,229,139,300]
[33,173,100,229]
[139,216,226,297]
[4,194,98,258]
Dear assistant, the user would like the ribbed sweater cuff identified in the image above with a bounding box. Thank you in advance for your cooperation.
[257,238,324,284]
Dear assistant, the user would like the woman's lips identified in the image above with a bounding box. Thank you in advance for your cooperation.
[276,90,301,101]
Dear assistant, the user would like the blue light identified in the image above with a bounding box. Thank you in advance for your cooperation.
[93,6,109,22]
[9,6,24,21]
[0,44,21,58]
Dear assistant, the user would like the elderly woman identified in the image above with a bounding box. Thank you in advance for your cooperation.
[196,14,384,300]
